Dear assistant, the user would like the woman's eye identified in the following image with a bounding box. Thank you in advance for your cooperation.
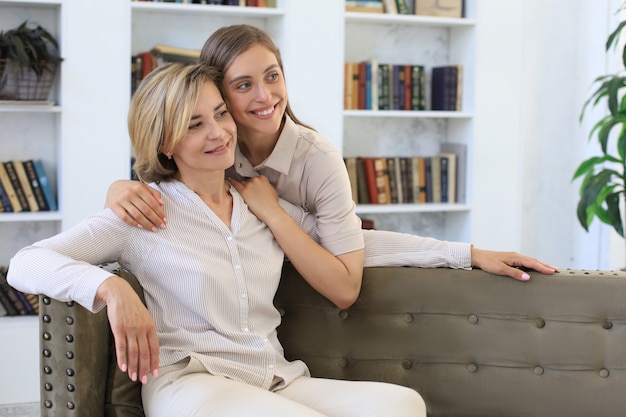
[216,110,229,120]
[188,122,201,130]
[237,81,251,90]
[268,72,279,81]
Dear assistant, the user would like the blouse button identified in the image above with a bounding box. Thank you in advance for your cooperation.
[227,236,233,241]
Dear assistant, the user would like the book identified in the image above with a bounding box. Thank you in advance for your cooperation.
[438,151,457,203]
[378,63,391,110]
[381,0,397,13]
[344,157,359,203]
[356,157,370,204]
[0,177,11,211]
[150,44,201,65]
[33,159,58,211]
[0,163,21,212]
[374,157,391,204]
[411,65,426,110]
[399,157,413,203]
[23,159,50,211]
[13,160,39,211]
[395,0,410,14]
[363,157,380,204]
[430,155,442,203]
[441,143,467,203]
[3,161,28,211]
[431,65,462,111]
[0,268,29,315]
[345,0,384,13]
[386,157,400,204]
[0,269,18,316]
[412,156,427,203]
[415,0,463,18]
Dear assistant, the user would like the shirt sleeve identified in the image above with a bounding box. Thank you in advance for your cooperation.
[303,149,364,256]
[278,198,319,242]
[7,209,133,312]
[362,229,472,269]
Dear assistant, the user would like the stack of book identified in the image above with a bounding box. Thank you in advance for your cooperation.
[0,266,39,316]
[344,62,463,111]
[132,44,201,95]
[0,159,57,213]
[343,144,466,205]
[344,61,426,111]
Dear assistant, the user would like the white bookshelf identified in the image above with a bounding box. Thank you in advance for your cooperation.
[342,2,476,242]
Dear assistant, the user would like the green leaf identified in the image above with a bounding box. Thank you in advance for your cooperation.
[572,156,608,180]
[606,192,624,237]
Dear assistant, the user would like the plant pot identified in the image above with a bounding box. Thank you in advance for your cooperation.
[0,59,58,102]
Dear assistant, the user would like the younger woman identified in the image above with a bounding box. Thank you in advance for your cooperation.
[106,24,557,281]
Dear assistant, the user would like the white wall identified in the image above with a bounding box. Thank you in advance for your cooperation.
[474,0,622,269]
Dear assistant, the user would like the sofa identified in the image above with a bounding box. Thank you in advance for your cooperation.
[38,262,626,417]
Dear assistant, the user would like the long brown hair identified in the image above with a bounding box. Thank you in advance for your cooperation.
[200,24,313,130]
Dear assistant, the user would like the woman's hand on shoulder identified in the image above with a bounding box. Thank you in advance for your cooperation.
[105,180,167,232]
[470,246,558,281]
[228,175,283,223]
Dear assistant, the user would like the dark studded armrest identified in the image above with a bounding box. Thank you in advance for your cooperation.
[39,265,144,417]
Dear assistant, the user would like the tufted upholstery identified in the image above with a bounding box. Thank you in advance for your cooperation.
[39,263,626,417]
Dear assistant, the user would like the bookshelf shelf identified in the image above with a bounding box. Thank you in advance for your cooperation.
[344,110,473,119]
[345,11,475,27]
[0,211,61,222]
[0,0,60,6]
[0,102,61,112]
[355,203,470,215]
[131,2,283,17]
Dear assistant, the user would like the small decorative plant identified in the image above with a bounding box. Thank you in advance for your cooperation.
[0,20,62,76]
[573,5,626,238]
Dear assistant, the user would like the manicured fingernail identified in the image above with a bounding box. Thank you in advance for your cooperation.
[131,372,137,381]
[121,364,127,372]
[522,273,530,281]
[141,375,148,384]
[137,224,144,229]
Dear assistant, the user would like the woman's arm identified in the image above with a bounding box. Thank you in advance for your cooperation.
[7,210,159,384]
[229,176,364,309]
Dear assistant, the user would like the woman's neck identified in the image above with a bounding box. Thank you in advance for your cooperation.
[237,119,285,167]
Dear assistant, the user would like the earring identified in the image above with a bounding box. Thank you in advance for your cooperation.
[166,153,172,159]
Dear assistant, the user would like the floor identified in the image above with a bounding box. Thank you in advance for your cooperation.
[0,404,38,417]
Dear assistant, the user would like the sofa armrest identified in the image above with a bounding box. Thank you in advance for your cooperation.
[39,264,144,417]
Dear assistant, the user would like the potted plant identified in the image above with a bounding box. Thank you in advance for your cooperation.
[573,5,626,238]
[0,20,62,101]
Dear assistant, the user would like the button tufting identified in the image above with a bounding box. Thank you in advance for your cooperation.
[65,334,74,343]
[338,358,348,368]
[43,296,51,305]
[67,384,75,392]
[533,366,544,376]
[43,366,52,375]
[403,313,414,323]
[603,320,613,330]
[468,314,478,324]
[42,315,51,323]
[66,301,74,307]
[467,363,478,373]
[402,360,412,369]
[66,351,74,360]
[338,310,349,320]
[66,401,75,410]
[44,400,52,408]
[599,368,610,378]
[66,316,74,325]
[43,349,51,358]
[66,368,75,377]
[43,332,51,341]
[44,383,53,391]
[535,319,545,328]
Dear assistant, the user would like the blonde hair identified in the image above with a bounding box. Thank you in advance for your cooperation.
[129,62,222,183]
[200,24,313,130]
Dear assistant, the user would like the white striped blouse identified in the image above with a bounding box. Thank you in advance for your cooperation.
[8,180,318,390]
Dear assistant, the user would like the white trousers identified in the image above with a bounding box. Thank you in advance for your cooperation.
[142,357,426,417]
